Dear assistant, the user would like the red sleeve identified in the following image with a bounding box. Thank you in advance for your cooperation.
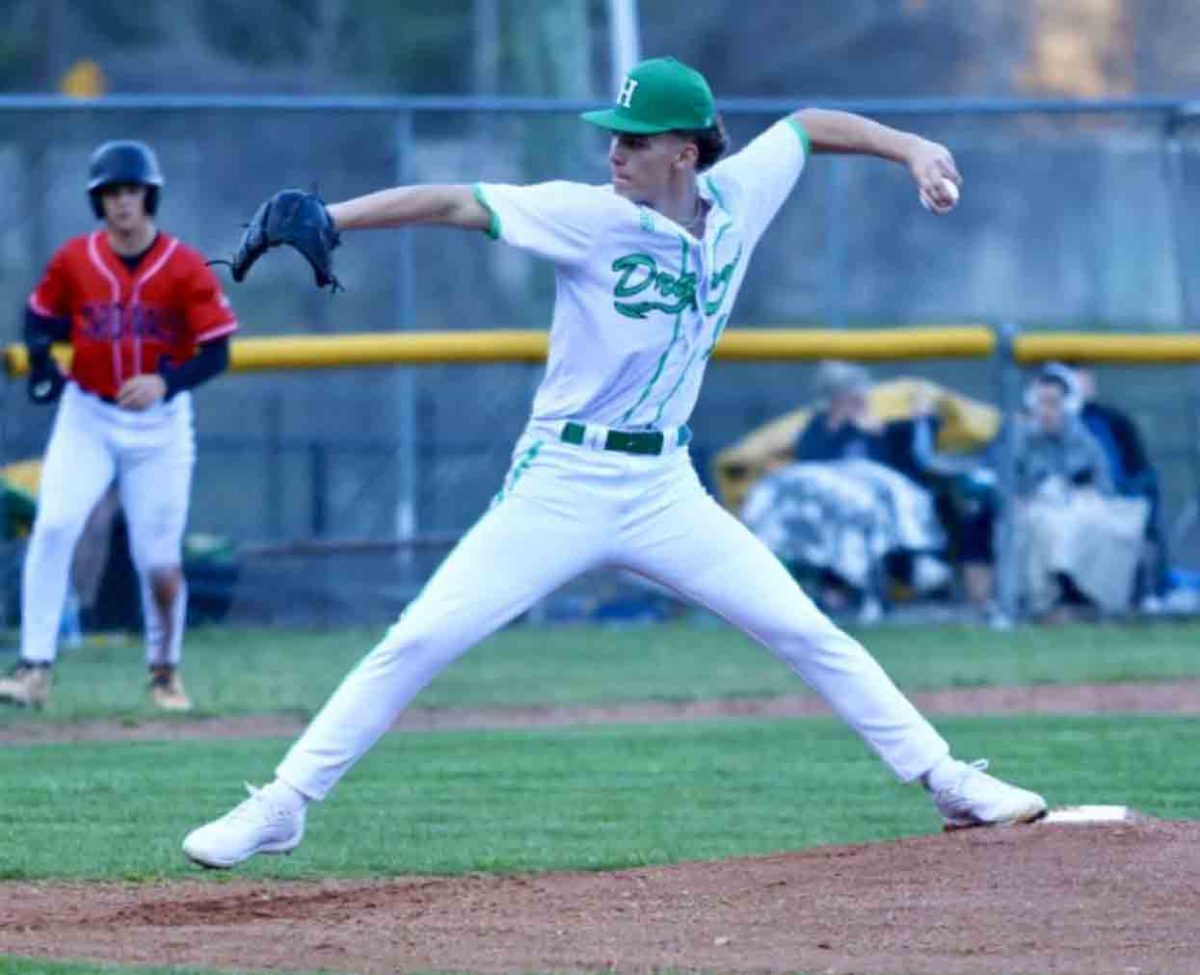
[28,246,74,319]
[179,249,238,344]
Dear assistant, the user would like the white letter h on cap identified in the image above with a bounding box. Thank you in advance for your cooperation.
[616,77,639,108]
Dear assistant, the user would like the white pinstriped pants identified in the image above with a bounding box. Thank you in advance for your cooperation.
[276,429,949,799]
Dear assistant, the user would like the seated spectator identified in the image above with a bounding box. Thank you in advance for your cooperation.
[796,361,997,610]
[1016,365,1149,619]
[1071,364,1169,606]
[795,361,934,483]
[739,362,951,621]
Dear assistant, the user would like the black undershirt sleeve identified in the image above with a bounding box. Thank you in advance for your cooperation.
[24,306,71,365]
[159,336,231,399]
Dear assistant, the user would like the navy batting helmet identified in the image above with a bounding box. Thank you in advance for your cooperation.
[86,140,164,219]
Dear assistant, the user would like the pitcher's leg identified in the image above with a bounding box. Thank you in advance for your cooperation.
[623,483,947,781]
[20,391,116,665]
[276,494,603,800]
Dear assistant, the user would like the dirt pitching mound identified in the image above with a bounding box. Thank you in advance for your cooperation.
[2,821,1198,975]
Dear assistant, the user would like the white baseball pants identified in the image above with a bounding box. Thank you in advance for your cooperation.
[21,382,195,667]
[277,428,949,800]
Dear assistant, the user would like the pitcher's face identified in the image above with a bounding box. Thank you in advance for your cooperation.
[608,131,696,204]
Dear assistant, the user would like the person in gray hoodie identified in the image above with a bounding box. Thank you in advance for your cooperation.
[1016,364,1112,499]
[1016,364,1147,617]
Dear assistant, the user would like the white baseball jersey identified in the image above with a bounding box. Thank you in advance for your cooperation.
[474,118,809,430]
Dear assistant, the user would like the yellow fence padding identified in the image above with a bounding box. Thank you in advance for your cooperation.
[1014,332,1200,364]
[4,326,998,376]
[9,327,1200,376]
[714,326,995,361]
[1,459,42,537]
[3,332,552,376]
[2,459,43,496]
[712,378,1000,513]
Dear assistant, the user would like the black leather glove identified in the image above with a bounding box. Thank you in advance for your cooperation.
[229,189,341,290]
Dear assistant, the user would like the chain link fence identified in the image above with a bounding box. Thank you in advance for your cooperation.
[1,96,1199,624]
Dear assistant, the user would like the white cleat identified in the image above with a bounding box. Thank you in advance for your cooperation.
[931,759,1048,831]
[182,783,306,869]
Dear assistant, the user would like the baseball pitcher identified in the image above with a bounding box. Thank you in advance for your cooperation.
[0,140,238,712]
[184,58,1045,868]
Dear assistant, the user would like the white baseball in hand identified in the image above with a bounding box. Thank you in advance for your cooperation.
[920,177,960,214]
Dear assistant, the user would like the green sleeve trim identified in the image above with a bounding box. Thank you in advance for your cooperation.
[472,183,502,240]
[785,116,811,160]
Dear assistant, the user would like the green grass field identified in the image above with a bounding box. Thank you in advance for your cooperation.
[2,621,1199,975]
[2,714,1197,881]
[2,620,1200,723]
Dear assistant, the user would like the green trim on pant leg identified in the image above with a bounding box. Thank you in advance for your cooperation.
[491,439,543,507]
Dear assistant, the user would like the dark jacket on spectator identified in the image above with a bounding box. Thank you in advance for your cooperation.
[796,412,935,485]
[1080,401,1151,495]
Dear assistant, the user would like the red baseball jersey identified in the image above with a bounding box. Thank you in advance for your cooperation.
[27,230,238,400]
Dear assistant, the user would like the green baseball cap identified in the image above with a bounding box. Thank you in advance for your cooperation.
[581,57,716,134]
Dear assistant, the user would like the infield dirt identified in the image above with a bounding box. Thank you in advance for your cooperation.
[5,677,1200,744]
[2,821,1198,974]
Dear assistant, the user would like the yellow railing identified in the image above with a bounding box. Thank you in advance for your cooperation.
[7,326,1200,375]
[1013,332,1200,364]
[713,325,996,361]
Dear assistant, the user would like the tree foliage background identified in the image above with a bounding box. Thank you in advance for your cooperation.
[2,0,1198,98]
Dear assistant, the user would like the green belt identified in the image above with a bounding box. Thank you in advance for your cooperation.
[560,421,692,456]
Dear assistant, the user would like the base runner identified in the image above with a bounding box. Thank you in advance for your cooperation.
[184,57,1045,868]
[0,140,238,712]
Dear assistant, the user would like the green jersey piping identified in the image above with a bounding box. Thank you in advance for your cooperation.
[649,342,702,427]
[704,175,727,212]
[704,312,730,358]
[650,307,730,426]
[651,236,729,423]
[620,235,690,426]
[712,219,731,251]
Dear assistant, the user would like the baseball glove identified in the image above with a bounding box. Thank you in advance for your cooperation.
[229,190,342,290]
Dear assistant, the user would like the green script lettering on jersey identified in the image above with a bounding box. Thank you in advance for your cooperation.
[611,253,698,319]
[612,250,743,320]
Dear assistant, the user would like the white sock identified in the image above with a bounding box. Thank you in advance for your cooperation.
[920,755,964,792]
[260,778,310,812]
